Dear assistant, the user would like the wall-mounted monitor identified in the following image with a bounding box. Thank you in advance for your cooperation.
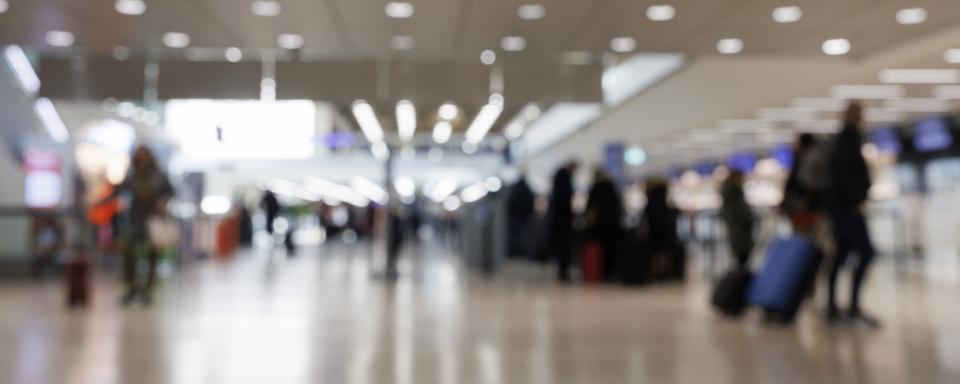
[914,117,952,153]
[772,144,794,168]
[870,126,902,155]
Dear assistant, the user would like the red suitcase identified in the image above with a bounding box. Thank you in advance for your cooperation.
[580,241,604,283]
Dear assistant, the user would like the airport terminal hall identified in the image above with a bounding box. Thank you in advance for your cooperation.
[5,0,960,383]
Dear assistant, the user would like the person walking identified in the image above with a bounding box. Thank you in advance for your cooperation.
[583,168,623,281]
[260,190,281,236]
[547,161,577,282]
[104,145,174,306]
[826,101,879,327]
[720,170,755,269]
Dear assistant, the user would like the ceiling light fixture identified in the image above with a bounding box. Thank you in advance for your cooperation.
[385,2,415,19]
[517,4,546,20]
[438,102,459,120]
[390,35,415,50]
[822,38,850,55]
[465,102,503,144]
[34,98,69,143]
[772,6,801,23]
[396,100,416,142]
[945,49,960,64]
[115,0,146,15]
[646,5,675,21]
[480,49,496,65]
[251,0,281,16]
[163,32,191,48]
[896,8,927,25]
[716,38,743,54]
[224,47,243,63]
[433,121,453,144]
[46,31,75,47]
[879,69,960,84]
[610,37,636,53]
[501,36,527,52]
[3,46,40,94]
[277,33,304,50]
[352,100,385,143]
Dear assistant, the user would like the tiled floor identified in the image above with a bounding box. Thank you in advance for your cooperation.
[0,242,958,384]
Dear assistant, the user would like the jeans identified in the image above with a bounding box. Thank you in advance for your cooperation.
[828,209,876,313]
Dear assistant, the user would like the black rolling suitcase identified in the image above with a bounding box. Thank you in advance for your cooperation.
[712,268,752,316]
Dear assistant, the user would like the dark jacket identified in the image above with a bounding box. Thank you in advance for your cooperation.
[640,184,678,252]
[720,178,754,255]
[828,124,871,211]
[584,179,623,241]
[547,167,574,236]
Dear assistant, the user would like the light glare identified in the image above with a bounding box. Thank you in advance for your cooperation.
[610,37,636,53]
[646,5,675,21]
[772,6,801,23]
[46,31,75,47]
[433,121,453,144]
[163,32,190,48]
[115,0,146,15]
[717,38,743,54]
[896,8,927,25]
[480,49,497,65]
[277,33,304,50]
[385,2,415,18]
[225,47,242,62]
[251,0,281,16]
[438,102,459,120]
[396,100,417,142]
[822,38,850,55]
[517,4,546,20]
[501,36,527,52]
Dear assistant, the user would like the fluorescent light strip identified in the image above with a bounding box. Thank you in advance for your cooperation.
[831,84,904,99]
[719,119,772,134]
[306,177,369,207]
[465,103,503,144]
[34,98,70,143]
[884,98,951,112]
[351,100,384,143]
[396,100,416,142]
[932,85,960,99]
[791,97,846,111]
[460,182,489,203]
[350,177,388,205]
[3,45,40,94]
[879,69,960,84]
[429,177,458,203]
[756,107,818,121]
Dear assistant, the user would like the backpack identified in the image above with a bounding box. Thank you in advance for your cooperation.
[797,139,833,193]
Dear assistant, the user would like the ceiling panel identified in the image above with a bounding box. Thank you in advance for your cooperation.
[38,57,146,100]
[157,61,261,99]
[275,61,378,102]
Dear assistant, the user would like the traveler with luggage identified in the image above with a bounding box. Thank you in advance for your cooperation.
[101,145,174,306]
[547,161,578,282]
[582,168,623,282]
[825,101,880,328]
[782,133,825,235]
[719,170,754,269]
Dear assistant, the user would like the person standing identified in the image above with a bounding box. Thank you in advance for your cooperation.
[548,161,577,282]
[105,146,174,306]
[260,190,281,237]
[584,168,623,281]
[506,174,536,257]
[826,101,879,327]
[719,170,755,269]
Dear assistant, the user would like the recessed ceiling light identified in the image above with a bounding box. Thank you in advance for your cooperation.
[822,38,850,55]
[251,0,281,16]
[385,2,414,19]
[610,37,636,53]
[501,36,526,52]
[0,0,8,14]
[113,46,130,60]
[46,31,75,47]
[277,33,304,50]
[772,6,801,23]
[945,49,960,64]
[439,102,459,120]
[115,0,146,15]
[390,35,415,50]
[717,38,743,54]
[480,49,496,65]
[517,4,546,20]
[646,5,675,21]
[225,47,242,62]
[163,32,190,48]
[896,8,927,25]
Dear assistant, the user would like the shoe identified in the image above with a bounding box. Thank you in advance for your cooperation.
[847,310,881,329]
[825,309,849,327]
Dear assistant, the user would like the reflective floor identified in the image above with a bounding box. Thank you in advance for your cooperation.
[1,243,959,384]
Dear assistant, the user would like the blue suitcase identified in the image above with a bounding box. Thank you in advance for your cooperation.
[749,237,821,322]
